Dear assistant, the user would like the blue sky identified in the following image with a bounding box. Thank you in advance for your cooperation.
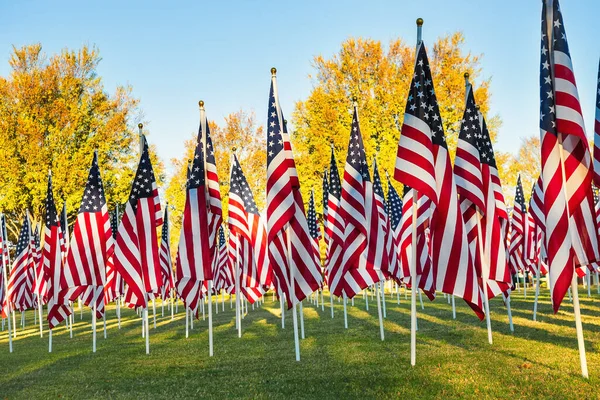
[1,1,599,175]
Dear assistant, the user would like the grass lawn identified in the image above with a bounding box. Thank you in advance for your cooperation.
[1,286,600,399]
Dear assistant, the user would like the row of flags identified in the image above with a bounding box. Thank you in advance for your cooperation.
[0,0,597,371]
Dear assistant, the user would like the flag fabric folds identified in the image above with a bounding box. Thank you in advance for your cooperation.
[114,135,163,309]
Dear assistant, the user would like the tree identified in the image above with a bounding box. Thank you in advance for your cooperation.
[0,44,161,240]
[164,110,264,255]
[499,136,541,206]
[291,33,501,214]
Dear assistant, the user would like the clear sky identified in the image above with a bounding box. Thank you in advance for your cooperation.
[1,1,599,176]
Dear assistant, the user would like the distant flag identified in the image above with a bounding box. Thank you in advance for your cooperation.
[2,214,33,316]
[159,206,174,300]
[104,208,123,303]
[176,135,211,315]
[42,173,71,329]
[385,176,403,283]
[0,214,6,313]
[322,170,329,242]
[214,226,233,294]
[114,135,163,309]
[32,224,48,305]
[508,176,527,275]
[593,59,600,188]
[307,190,320,246]
[372,160,391,279]
[324,146,346,296]
[228,156,267,303]
[539,0,599,311]
[338,106,382,298]
[62,152,113,321]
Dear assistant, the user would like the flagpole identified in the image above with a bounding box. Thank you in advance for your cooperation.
[545,0,587,377]
[92,299,97,352]
[464,74,493,345]
[138,122,151,355]
[286,225,301,361]
[200,100,215,357]
[533,250,541,321]
[235,235,241,338]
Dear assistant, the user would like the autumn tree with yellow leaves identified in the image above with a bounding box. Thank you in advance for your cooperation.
[0,44,163,239]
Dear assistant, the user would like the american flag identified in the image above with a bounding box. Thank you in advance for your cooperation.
[42,173,71,329]
[540,0,599,311]
[399,43,483,316]
[385,175,403,283]
[61,152,113,321]
[324,146,346,296]
[508,176,527,274]
[33,224,48,305]
[214,226,233,293]
[176,138,211,315]
[229,155,268,303]
[339,107,383,298]
[200,117,223,261]
[60,201,69,262]
[322,170,329,242]
[159,205,174,299]
[2,214,33,316]
[265,72,321,307]
[114,135,163,309]
[455,84,510,300]
[104,208,123,303]
[307,190,321,246]
[373,160,391,279]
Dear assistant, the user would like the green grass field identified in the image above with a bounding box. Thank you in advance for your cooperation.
[1,286,600,399]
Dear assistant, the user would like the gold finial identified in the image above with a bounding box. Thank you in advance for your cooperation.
[188,159,192,164]
[329,138,334,144]
[138,123,143,129]
[199,100,204,108]
[352,95,358,102]
[416,18,423,26]
[271,67,277,76]
[464,72,470,79]
[284,119,288,125]
[232,146,237,152]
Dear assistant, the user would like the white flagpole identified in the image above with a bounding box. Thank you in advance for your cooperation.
[299,300,305,339]
[533,252,542,321]
[320,289,324,311]
[286,225,300,361]
[451,295,456,319]
[409,19,425,366]
[571,273,588,377]
[364,289,368,311]
[235,237,241,338]
[185,307,189,338]
[410,190,418,366]
[280,289,285,328]
[381,281,387,319]
[330,290,334,318]
[586,271,591,298]
[343,292,348,329]
[208,281,214,356]
[48,328,52,352]
[376,280,384,341]
[152,297,156,329]
[92,301,97,352]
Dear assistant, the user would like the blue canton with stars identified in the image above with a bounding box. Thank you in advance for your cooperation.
[188,140,206,190]
[45,173,60,229]
[328,147,342,200]
[15,215,30,256]
[307,190,319,240]
[405,43,447,148]
[322,170,329,216]
[539,1,557,137]
[386,177,403,230]
[347,109,370,182]
[129,135,158,208]
[372,159,386,208]
[266,81,285,168]
[230,155,259,215]
[111,209,119,239]
[79,152,107,214]
[161,207,169,243]
[218,225,226,248]
[514,176,525,210]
